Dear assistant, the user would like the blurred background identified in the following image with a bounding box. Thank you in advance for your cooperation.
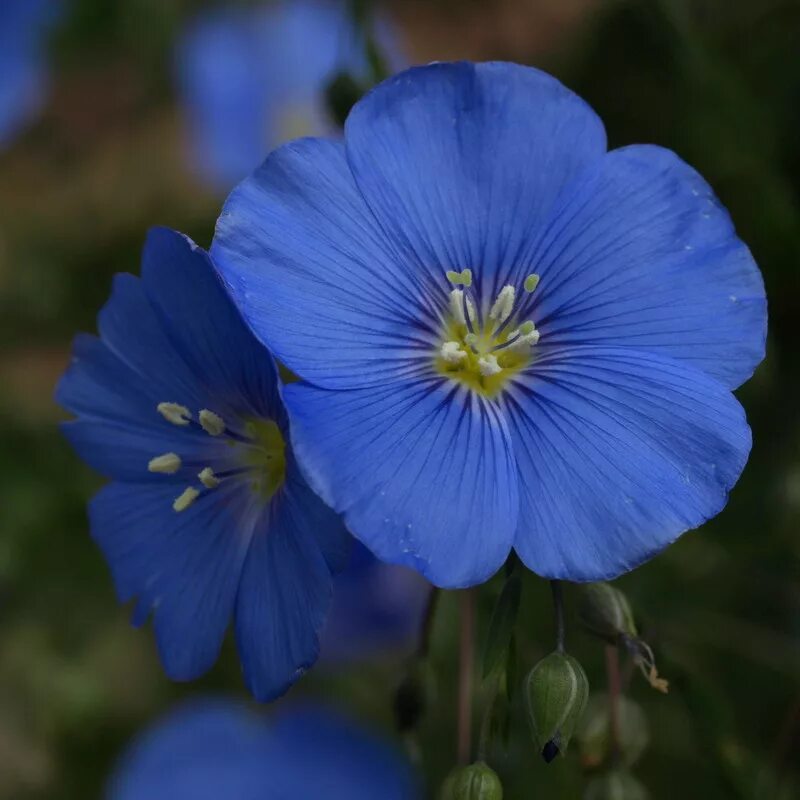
[0,0,798,797]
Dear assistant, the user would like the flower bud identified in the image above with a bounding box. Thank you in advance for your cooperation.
[584,770,650,800]
[440,762,503,800]
[578,583,637,643]
[577,694,650,768]
[524,651,589,762]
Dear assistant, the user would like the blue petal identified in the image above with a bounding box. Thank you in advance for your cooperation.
[141,227,284,424]
[284,378,519,588]
[108,701,272,800]
[212,137,438,389]
[268,706,420,799]
[0,0,57,147]
[175,0,401,188]
[344,61,607,300]
[505,346,752,581]
[528,145,766,389]
[108,701,419,800]
[234,468,342,701]
[89,481,253,679]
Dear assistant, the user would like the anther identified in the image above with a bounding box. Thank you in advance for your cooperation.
[199,409,225,436]
[440,341,467,364]
[446,268,473,287]
[489,285,516,324]
[524,274,540,293]
[148,453,182,474]
[173,486,199,512]
[157,402,191,426]
[478,355,502,377]
[198,467,220,489]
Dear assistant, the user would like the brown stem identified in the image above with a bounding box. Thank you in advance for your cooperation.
[458,588,476,765]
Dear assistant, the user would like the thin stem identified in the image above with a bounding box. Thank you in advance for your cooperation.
[457,589,476,765]
[550,580,565,653]
[605,644,622,765]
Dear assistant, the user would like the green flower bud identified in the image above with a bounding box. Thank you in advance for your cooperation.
[440,762,503,800]
[578,583,637,643]
[584,770,650,800]
[524,651,589,762]
[577,694,650,768]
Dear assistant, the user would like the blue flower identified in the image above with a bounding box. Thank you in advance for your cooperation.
[0,0,58,147]
[211,61,767,588]
[107,699,420,799]
[321,542,430,662]
[175,0,403,188]
[56,227,350,700]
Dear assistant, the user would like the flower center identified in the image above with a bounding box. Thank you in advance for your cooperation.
[148,403,286,512]
[434,270,541,398]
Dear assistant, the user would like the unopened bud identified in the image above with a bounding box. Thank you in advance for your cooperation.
[584,770,650,800]
[578,583,637,643]
[577,694,650,768]
[441,762,503,800]
[524,651,589,762]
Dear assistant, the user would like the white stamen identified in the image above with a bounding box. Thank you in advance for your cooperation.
[199,409,225,436]
[478,355,502,377]
[157,402,191,426]
[198,467,220,489]
[148,452,182,474]
[440,341,467,364]
[489,285,516,323]
[450,289,466,325]
[511,321,540,348]
[173,486,199,512]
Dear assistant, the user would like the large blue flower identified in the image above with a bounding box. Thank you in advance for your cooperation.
[56,227,350,700]
[212,61,767,588]
[175,0,403,188]
[0,0,58,147]
[107,700,419,799]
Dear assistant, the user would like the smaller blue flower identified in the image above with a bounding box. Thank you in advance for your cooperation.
[56,227,350,701]
[321,542,430,662]
[0,0,58,147]
[175,0,403,188]
[107,699,420,799]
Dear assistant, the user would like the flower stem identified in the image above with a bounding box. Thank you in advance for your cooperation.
[458,588,476,765]
[605,644,622,765]
[550,580,565,653]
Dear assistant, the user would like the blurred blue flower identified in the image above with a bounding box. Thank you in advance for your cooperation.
[322,542,430,662]
[0,0,58,147]
[212,61,767,588]
[107,700,420,799]
[175,0,403,188]
[56,227,350,701]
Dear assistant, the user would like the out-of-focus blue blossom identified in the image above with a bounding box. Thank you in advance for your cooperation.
[212,61,767,589]
[107,699,420,799]
[56,227,350,701]
[322,542,430,662]
[0,0,59,147]
[175,0,404,189]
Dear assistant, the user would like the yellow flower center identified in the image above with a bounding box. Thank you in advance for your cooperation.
[434,270,541,399]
